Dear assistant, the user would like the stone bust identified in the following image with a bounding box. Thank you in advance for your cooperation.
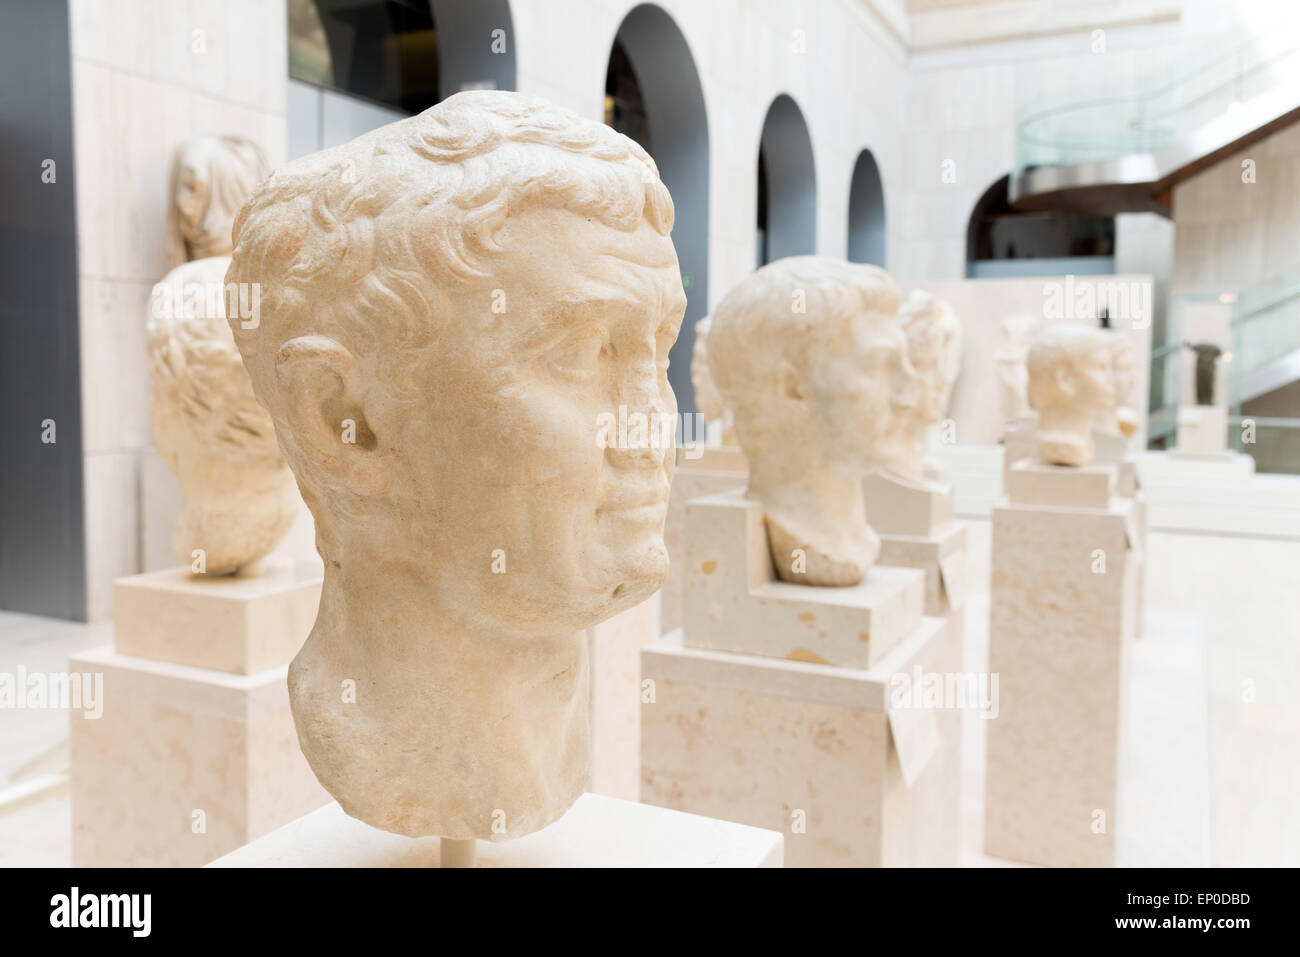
[1100,330,1139,438]
[166,135,269,267]
[690,316,736,445]
[997,313,1036,424]
[147,258,300,574]
[891,290,961,482]
[708,256,917,587]
[1027,323,1117,467]
[225,91,684,841]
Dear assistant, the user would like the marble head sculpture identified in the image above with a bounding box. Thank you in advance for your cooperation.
[148,257,300,574]
[225,90,684,840]
[690,316,736,445]
[166,135,270,267]
[1102,331,1140,438]
[1026,323,1116,467]
[708,256,917,587]
[996,314,1037,423]
[891,290,961,481]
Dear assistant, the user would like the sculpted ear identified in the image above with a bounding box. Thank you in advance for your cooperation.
[776,359,807,403]
[1054,365,1076,399]
[274,335,383,492]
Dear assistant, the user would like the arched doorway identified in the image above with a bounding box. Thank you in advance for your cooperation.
[847,149,885,266]
[965,174,1114,278]
[605,4,709,413]
[756,94,815,267]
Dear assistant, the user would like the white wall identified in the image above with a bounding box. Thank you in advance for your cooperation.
[69,0,289,619]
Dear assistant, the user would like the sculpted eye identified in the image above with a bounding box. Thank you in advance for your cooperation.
[545,329,604,385]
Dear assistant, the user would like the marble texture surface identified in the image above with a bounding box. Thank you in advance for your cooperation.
[642,617,960,867]
[661,455,748,636]
[683,491,924,668]
[1027,323,1116,468]
[1005,460,1117,510]
[586,594,659,802]
[69,646,329,867]
[985,493,1140,867]
[113,561,321,674]
[862,471,955,538]
[210,792,782,868]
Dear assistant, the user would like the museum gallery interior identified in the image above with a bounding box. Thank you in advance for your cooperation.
[1,0,1298,871]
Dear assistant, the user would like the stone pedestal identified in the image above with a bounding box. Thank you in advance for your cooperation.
[645,489,961,867]
[984,464,1139,867]
[863,473,968,647]
[683,491,923,669]
[69,647,329,867]
[1176,404,1229,456]
[113,562,322,674]
[661,451,747,635]
[209,792,783,867]
[1001,412,1038,483]
[642,618,960,868]
[586,594,658,802]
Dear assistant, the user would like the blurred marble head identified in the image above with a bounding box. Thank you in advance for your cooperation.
[901,290,961,425]
[167,135,270,268]
[709,255,913,478]
[147,257,298,574]
[691,316,732,436]
[1027,323,1116,466]
[709,256,914,585]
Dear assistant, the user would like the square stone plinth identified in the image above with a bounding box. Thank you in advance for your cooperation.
[70,646,329,867]
[586,594,659,802]
[683,491,924,669]
[1006,460,1116,510]
[113,562,322,674]
[662,461,748,636]
[985,495,1139,868]
[861,471,955,538]
[209,792,783,867]
[642,617,961,868]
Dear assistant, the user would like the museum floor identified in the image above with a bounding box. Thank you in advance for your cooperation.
[2,511,1295,868]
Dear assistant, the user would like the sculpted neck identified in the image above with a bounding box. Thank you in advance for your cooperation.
[748,455,878,587]
[289,556,589,841]
[1037,405,1096,467]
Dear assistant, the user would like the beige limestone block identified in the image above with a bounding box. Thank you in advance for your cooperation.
[708,256,918,586]
[1027,324,1117,467]
[862,470,955,538]
[69,646,329,867]
[586,594,659,802]
[210,792,782,868]
[224,91,684,841]
[985,494,1140,867]
[642,617,961,868]
[1005,460,1117,510]
[683,491,923,669]
[661,449,748,636]
[113,561,321,674]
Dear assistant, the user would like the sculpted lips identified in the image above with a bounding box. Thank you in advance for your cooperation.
[596,483,669,522]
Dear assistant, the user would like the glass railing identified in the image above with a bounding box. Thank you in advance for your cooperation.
[1015,30,1300,178]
